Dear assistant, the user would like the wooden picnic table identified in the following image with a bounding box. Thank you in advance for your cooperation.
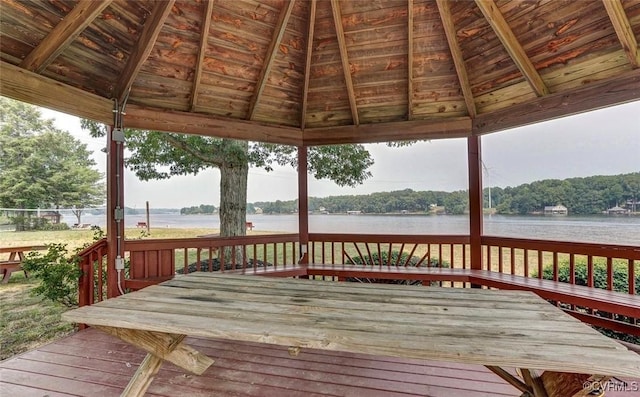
[0,245,47,283]
[62,273,640,397]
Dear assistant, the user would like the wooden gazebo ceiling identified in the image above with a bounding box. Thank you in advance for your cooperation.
[1,0,639,146]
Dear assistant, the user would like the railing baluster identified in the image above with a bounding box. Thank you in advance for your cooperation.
[487,245,493,272]
[607,257,613,291]
[523,248,529,278]
[497,246,503,273]
[405,244,418,267]
[510,248,515,275]
[553,252,558,282]
[387,243,393,266]
[569,254,575,285]
[395,244,405,266]
[196,248,202,272]
[629,259,635,295]
[537,251,543,279]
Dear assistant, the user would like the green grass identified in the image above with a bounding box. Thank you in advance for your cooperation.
[0,227,223,361]
[0,273,75,360]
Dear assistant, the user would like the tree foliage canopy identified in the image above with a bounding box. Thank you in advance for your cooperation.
[80,121,375,187]
[0,98,104,213]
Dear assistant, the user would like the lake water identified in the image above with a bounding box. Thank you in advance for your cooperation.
[78,213,640,246]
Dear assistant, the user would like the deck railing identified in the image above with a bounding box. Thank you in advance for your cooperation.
[481,236,639,293]
[76,238,108,307]
[122,234,300,290]
[308,233,470,285]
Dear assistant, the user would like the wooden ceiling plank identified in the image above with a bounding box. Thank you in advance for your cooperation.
[20,0,113,73]
[303,117,472,145]
[301,0,318,130]
[1,61,113,124]
[115,0,176,103]
[474,0,550,97]
[473,69,640,135]
[602,0,640,69]
[190,0,215,111]
[125,104,302,146]
[330,0,360,126]
[407,0,414,120]
[247,0,296,120]
[436,0,477,118]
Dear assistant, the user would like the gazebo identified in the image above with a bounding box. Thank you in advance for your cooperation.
[1,1,639,396]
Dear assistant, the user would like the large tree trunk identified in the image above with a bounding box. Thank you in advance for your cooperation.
[218,140,248,238]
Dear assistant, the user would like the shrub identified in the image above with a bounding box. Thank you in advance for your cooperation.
[532,260,640,294]
[22,244,82,307]
[346,250,449,285]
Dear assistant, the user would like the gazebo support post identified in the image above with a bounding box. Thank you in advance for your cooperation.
[297,146,309,265]
[106,125,126,298]
[467,136,484,284]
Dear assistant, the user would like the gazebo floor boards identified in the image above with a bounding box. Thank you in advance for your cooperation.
[0,328,521,397]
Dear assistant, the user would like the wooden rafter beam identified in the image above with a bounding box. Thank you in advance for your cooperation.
[303,117,472,145]
[1,61,113,123]
[407,0,414,120]
[247,0,296,120]
[301,0,317,129]
[20,0,113,73]
[114,0,175,103]
[190,0,215,111]
[602,0,640,68]
[473,69,640,135]
[330,0,359,126]
[125,104,302,146]
[436,0,477,118]
[474,0,549,97]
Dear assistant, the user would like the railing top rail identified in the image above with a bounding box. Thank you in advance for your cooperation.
[124,233,300,250]
[76,238,108,257]
[309,233,470,244]
[482,235,640,260]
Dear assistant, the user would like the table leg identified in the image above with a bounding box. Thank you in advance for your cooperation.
[121,353,164,397]
[520,369,549,397]
[94,326,215,395]
[486,366,532,395]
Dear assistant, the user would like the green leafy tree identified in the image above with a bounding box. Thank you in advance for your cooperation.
[0,98,104,229]
[81,123,375,237]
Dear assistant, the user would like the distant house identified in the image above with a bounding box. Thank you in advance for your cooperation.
[40,211,62,224]
[254,207,263,214]
[543,205,568,215]
[346,210,362,215]
[606,206,629,215]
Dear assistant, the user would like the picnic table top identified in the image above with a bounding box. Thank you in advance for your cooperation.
[63,272,640,378]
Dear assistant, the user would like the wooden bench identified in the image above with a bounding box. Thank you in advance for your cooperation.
[136,221,147,228]
[0,245,47,283]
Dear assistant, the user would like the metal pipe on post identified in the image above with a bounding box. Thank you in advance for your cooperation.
[467,136,484,286]
[297,146,309,265]
[106,124,125,298]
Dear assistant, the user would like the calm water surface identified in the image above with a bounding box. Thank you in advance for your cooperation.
[80,213,640,246]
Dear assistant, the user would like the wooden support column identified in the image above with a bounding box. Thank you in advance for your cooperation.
[467,136,483,276]
[106,126,125,298]
[298,146,309,264]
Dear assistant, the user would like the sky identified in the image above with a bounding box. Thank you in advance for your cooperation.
[39,101,639,209]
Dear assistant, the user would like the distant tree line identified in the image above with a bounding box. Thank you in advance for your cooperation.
[180,204,217,215]
[251,173,640,215]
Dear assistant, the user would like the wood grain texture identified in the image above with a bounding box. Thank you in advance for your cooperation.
[62,273,640,378]
[115,0,175,102]
[602,0,640,68]
[0,0,637,143]
[20,0,113,73]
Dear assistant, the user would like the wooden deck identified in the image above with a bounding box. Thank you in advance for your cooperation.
[0,328,523,397]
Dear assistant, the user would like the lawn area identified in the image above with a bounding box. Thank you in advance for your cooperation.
[0,273,74,360]
[0,227,221,361]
